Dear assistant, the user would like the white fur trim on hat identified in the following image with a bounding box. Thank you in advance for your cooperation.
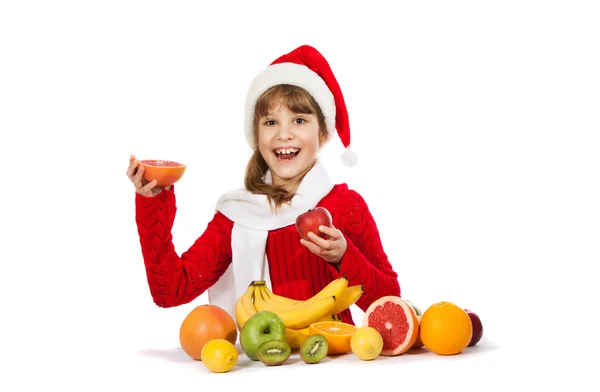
[244,63,336,149]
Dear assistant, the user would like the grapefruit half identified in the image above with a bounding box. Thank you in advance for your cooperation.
[140,159,186,187]
[362,296,419,356]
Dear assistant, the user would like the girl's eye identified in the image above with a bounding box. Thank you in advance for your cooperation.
[295,118,306,124]
[264,120,276,126]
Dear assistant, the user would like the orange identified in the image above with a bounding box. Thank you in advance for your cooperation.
[420,301,472,355]
[179,305,237,360]
[308,321,357,355]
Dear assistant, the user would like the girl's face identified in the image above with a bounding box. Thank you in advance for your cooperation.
[257,103,321,187]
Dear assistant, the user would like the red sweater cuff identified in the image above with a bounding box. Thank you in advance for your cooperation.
[332,236,363,283]
[135,184,174,204]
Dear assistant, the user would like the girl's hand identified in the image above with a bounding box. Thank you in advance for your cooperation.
[126,155,170,197]
[300,225,347,265]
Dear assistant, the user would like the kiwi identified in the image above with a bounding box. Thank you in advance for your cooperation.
[257,340,291,366]
[300,334,328,364]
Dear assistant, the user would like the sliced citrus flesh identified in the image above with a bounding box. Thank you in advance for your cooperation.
[362,296,419,356]
[139,159,186,187]
[308,321,357,355]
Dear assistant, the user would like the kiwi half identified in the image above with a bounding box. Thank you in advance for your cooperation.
[257,340,291,366]
[300,334,328,364]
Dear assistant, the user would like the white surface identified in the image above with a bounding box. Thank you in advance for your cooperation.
[1,0,598,390]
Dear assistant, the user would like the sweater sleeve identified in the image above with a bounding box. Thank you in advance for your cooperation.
[330,188,401,312]
[135,187,234,308]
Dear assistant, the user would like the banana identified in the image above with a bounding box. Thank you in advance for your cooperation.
[316,313,341,322]
[325,313,344,322]
[329,284,364,315]
[253,285,295,313]
[303,276,349,306]
[234,278,352,337]
[261,276,349,310]
[258,286,342,317]
[261,285,301,307]
[296,326,310,334]
[257,285,341,317]
[234,283,258,331]
[285,328,310,349]
[274,295,337,330]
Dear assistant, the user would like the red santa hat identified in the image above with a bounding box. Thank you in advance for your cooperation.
[244,45,358,167]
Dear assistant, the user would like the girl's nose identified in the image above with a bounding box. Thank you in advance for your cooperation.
[277,123,294,140]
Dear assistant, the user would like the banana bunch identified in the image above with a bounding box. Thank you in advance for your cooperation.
[234,276,364,349]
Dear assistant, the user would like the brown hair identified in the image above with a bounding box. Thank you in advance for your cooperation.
[244,84,329,209]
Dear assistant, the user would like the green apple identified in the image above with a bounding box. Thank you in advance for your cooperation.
[405,299,422,317]
[240,310,286,360]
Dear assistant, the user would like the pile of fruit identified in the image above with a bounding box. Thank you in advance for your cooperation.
[235,277,363,365]
[178,276,484,373]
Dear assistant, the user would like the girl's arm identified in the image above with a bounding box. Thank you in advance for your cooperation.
[135,187,234,307]
[329,188,401,311]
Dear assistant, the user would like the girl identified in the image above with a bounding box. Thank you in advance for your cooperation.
[127,45,400,324]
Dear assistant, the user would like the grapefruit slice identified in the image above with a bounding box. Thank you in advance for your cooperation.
[362,296,419,356]
[140,159,186,187]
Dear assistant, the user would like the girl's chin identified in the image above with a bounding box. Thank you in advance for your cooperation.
[272,168,302,180]
[270,163,310,182]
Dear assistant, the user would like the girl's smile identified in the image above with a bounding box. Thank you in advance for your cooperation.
[273,147,301,163]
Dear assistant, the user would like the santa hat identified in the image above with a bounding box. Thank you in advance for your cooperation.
[244,45,358,167]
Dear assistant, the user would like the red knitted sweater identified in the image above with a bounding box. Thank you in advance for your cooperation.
[135,183,400,325]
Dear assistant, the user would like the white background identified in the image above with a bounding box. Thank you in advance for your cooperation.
[1,0,599,390]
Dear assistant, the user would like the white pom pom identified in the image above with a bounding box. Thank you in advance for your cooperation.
[340,147,358,167]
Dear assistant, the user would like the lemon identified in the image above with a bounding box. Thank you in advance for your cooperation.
[350,326,384,361]
[200,339,238,373]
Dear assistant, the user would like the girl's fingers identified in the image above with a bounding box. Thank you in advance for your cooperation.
[307,232,332,250]
[301,238,342,263]
[141,179,158,194]
[300,239,323,255]
[133,164,145,185]
[319,225,341,240]
[127,158,138,178]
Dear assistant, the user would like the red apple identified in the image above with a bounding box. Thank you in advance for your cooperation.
[295,207,332,242]
[464,309,484,347]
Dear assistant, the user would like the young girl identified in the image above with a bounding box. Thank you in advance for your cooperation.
[127,45,400,324]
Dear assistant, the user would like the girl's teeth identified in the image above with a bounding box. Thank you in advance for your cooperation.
[275,148,299,154]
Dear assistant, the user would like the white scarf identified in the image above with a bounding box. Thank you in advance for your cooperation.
[209,159,334,318]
